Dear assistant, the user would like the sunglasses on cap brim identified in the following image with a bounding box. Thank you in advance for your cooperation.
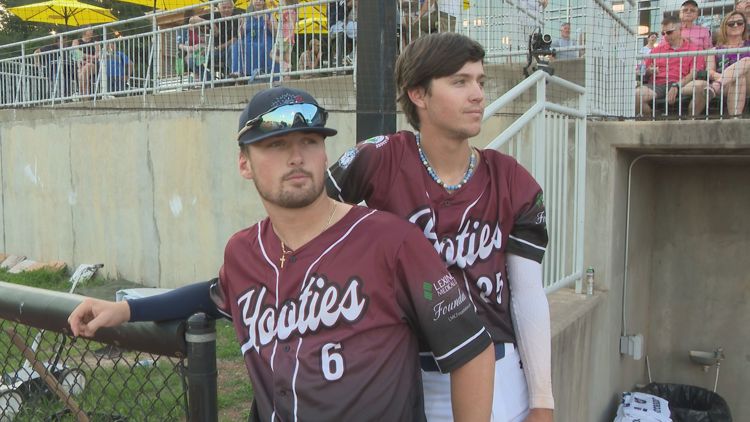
[237,103,329,142]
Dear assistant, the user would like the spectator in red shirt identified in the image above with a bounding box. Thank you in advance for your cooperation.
[636,15,710,116]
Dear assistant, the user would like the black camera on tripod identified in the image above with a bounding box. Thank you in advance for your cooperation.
[524,28,556,77]
[530,31,553,52]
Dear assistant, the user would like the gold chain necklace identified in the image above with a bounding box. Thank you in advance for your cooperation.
[279,201,338,269]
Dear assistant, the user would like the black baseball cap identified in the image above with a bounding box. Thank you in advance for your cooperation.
[237,87,337,145]
[681,0,699,7]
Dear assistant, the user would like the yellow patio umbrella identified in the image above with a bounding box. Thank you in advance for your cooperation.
[8,0,117,27]
[110,0,206,11]
[232,0,251,10]
[234,0,328,34]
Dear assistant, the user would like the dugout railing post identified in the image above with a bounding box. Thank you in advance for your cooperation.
[186,313,218,422]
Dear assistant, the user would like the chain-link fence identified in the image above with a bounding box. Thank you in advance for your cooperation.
[0,281,218,422]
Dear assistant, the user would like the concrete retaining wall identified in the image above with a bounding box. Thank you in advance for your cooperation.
[1,98,747,421]
[586,120,749,421]
[0,109,355,286]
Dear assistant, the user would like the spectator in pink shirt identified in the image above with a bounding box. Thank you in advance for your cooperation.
[636,15,710,116]
[680,0,713,49]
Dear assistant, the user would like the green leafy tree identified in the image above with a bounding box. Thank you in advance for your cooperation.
[0,0,52,47]
[0,0,155,48]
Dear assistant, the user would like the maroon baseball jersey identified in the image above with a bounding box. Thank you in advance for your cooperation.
[214,205,491,421]
[326,131,548,347]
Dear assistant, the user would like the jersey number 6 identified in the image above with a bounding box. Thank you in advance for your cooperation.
[321,343,344,381]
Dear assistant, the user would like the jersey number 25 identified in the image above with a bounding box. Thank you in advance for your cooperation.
[477,271,504,304]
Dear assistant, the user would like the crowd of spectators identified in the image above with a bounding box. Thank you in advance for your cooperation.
[173,0,357,83]
[21,0,748,118]
[637,0,750,116]
[29,27,134,99]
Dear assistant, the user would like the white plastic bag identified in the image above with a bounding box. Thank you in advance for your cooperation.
[614,392,672,422]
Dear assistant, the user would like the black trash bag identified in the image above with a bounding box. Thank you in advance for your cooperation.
[638,383,732,422]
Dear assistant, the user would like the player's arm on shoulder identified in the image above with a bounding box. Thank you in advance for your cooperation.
[325,134,398,204]
[507,254,554,412]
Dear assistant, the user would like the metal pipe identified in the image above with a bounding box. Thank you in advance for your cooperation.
[186,313,218,422]
[0,281,186,357]
[713,361,721,392]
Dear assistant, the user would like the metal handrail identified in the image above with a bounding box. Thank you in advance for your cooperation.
[482,70,587,292]
[0,281,185,357]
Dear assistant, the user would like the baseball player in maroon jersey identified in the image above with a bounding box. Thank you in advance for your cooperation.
[68,87,496,421]
[326,33,554,422]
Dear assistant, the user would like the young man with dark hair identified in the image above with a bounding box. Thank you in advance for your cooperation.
[327,32,554,422]
[69,86,495,421]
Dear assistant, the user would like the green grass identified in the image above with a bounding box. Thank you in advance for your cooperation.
[11,362,185,421]
[215,319,254,420]
[1,270,253,421]
[216,319,243,362]
[0,267,73,291]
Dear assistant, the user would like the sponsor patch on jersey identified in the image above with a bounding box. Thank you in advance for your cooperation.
[337,147,358,170]
[423,282,433,301]
[535,210,546,225]
[432,274,458,297]
[534,192,544,207]
[432,289,469,322]
[363,135,389,148]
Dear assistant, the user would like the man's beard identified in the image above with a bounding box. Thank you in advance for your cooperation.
[253,169,324,209]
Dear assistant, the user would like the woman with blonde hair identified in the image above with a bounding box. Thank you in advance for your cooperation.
[707,11,750,115]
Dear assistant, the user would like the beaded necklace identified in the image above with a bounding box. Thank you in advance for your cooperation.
[416,133,476,192]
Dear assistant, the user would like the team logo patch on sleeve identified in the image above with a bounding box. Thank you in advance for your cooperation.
[338,147,358,170]
[362,135,389,148]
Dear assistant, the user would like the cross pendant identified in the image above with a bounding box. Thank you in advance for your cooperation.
[280,253,286,269]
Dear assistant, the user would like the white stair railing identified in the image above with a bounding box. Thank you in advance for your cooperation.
[483,70,587,293]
